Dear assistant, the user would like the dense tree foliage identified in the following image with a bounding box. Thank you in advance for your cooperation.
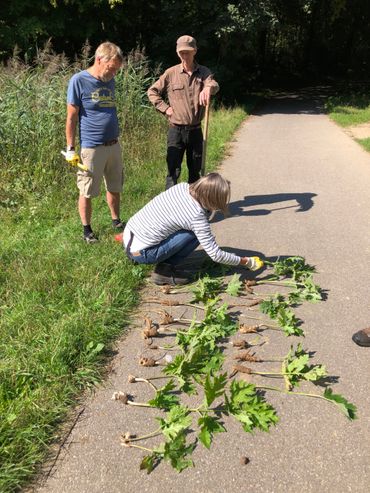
[1,0,370,95]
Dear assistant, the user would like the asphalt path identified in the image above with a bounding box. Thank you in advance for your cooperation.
[35,91,370,493]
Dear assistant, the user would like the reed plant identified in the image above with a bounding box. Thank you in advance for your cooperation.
[0,44,250,492]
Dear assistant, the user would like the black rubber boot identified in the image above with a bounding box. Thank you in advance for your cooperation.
[151,263,191,286]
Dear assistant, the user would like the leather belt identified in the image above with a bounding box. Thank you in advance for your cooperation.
[170,123,201,130]
[103,139,118,146]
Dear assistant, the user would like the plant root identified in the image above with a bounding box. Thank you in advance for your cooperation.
[159,310,175,325]
[245,280,257,287]
[159,286,189,295]
[228,299,263,309]
[122,432,136,443]
[142,317,160,339]
[232,364,253,375]
[144,297,204,310]
[112,392,152,408]
[139,357,158,367]
[144,297,181,306]
[234,350,262,363]
[127,375,158,391]
[112,391,129,404]
[160,286,174,294]
[246,299,263,307]
[232,339,250,349]
[239,324,259,334]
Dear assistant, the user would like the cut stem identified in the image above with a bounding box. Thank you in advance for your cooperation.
[125,428,162,443]
[131,377,158,392]
[256,384,337,405]
[125,443,154,453]
[257,279,296,286]
[127,400,153,408]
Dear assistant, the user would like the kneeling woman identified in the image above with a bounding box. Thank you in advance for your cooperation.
[122,173,263,285]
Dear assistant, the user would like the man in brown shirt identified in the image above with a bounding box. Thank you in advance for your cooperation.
[148,35,219,189]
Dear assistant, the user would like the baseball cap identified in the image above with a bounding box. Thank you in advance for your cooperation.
[176,35,197,51]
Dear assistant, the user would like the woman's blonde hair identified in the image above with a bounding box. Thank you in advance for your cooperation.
[189,173,231,215]
[95,42,124,62]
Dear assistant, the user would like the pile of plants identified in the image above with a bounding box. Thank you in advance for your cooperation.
[113,257,356,473]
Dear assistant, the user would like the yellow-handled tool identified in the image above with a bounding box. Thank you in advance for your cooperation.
[61,150,88,171]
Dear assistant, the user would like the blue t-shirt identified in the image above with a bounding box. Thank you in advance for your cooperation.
[67,70,120,148]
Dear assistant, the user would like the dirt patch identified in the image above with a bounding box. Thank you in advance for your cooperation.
[345,123,370,140]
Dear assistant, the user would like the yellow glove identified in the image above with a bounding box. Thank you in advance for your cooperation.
[245,256,264,271]
[61,150,88,171]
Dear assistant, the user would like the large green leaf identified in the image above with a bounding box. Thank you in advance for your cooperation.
[225,273,243,296]
[324,388,357,420]
[157,405,192,440]
[204,372,227,406]
[226,380,278,433]
[159,432,196,472]
[198,415,226,449]
[148,380,180,409]
[140,453,161,474]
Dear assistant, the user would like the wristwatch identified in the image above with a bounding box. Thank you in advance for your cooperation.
[66,145,75,151]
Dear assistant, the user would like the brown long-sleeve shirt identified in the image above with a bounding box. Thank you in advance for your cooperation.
[147,62,219,126]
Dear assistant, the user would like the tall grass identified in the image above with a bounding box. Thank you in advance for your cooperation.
[0,45,249,492]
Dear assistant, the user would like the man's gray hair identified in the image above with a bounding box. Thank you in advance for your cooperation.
[95,42,124,62]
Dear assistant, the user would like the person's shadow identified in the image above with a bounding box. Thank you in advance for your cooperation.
[212,192,317,222]
[182,249,289,277]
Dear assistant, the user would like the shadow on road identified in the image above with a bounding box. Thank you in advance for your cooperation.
[252,86,336,116]
[211,192,317,223]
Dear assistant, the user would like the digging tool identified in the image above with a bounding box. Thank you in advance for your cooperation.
[201,103,210,176]
[61,150,88,171]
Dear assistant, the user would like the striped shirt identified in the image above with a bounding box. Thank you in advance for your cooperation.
[124,183,241,266]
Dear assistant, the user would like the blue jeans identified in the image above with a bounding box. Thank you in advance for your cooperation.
[127,230,199,266]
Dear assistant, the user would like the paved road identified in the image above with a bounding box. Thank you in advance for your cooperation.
[35,92,370,493]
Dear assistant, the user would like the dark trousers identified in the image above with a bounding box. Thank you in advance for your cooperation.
[166,126,203,189]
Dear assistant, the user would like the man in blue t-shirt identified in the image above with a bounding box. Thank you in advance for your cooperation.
[65,41,125,243]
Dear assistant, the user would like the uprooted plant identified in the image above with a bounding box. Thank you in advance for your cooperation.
[118,375,279,473]
[156,257,323,337]
[114,256,356,473]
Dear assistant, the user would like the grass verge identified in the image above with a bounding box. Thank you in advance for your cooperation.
[0,70,250,490]
[326,88,370,153]
[326,91,370,127]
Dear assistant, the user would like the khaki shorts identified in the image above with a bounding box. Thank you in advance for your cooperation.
[77,142,124,198]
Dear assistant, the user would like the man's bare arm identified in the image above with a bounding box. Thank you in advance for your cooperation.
[66,103,80,148]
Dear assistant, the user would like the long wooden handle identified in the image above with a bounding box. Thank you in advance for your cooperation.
[201,103,210,176]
